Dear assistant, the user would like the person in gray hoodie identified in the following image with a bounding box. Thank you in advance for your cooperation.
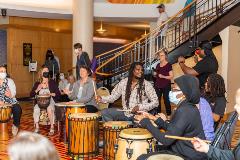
[64,65,98,113]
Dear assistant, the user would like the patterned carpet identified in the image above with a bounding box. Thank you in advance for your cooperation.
[0,101,239,160]
[0,101,103,160]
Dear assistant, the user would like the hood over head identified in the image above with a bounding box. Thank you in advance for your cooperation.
[174,75,200,104]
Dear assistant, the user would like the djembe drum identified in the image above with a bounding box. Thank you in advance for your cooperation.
[103,121,131,160]
[36,95,51,109]
[147,154,184,160]
[115,128,155,160]
[0,104,12,140]
[68,113,99,159]
[55,102,86,141]
[36,95,51,125]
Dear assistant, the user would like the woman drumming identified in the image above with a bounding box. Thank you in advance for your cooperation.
[0,64,22,136]
[30,65,60,135]
[64,65,98,113]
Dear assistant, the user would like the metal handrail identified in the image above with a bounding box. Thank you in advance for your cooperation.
[96,0,239,79]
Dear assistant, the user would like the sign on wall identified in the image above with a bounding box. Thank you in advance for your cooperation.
[23,43,32,66]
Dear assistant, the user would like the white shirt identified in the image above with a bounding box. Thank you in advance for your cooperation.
[76,86,83,100]
[58,79,68,91]
[157,12,169,36]
[101,78,159,116]
[7,78,16,97]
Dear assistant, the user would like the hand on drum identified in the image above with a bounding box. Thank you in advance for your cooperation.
[134,114,146,123]
[50,93,56,97]
[131,106,139,114]
[137,111,157,121]
[5,88,12,98]
[95,95,102,103]
[0,101,4,105]
[155,113,167,121]
[66,101,76,105]
[191,137,209,153]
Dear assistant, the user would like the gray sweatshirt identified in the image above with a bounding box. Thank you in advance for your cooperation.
[68,77,98,109]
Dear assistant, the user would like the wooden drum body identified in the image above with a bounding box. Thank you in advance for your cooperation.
[36,95,51,109]
[103,121,130,160]
[55,102,87,140]
[68,113,99,159]
[147,154,184,160]
[116,128,155,160]
[0,104,12,140]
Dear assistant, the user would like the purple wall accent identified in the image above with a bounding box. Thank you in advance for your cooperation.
[0,30,7,65]
[93,42,122,56]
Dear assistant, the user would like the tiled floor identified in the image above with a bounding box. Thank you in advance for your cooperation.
[0,101,239,160]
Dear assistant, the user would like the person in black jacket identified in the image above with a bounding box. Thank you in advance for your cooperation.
[135,75,207,160]
[74,43,91,80]
[191,88,240,160]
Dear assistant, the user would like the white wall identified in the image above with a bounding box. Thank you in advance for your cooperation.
[220,25,240,113]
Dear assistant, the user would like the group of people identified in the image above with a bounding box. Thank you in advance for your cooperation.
[1,39,239,160]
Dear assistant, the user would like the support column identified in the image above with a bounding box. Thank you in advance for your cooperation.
[220,25,240,113]
[72,0,93,70]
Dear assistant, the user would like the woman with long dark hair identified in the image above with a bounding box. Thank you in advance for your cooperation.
[203,73,227,130]
[44,49,59,79]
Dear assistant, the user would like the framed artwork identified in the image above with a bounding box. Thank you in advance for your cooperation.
[23,43,32,66]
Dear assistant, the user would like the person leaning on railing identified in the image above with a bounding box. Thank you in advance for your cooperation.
[191,88,240,160]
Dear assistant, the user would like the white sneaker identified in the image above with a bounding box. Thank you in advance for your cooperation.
[34,127,39,133]
[12,125,19,136]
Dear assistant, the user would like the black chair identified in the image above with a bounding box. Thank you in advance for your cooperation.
[211,111,238,150]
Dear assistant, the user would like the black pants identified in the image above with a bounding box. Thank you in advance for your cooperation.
[155,84,171,116]
[59,94,70,102]
[101,108,133,122]
[86,105,98,113]
[12,103,22,127]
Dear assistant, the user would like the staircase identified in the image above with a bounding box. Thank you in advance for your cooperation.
[95,0,240,88]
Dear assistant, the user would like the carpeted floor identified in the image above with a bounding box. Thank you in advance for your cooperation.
[0,101,239,160]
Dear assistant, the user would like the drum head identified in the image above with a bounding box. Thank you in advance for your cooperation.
[55,102,85,107]
[147,154,184,160]
[0,103,12,108]
[119,128,152,139]
[104,121,129,128]
[37,95,50,98]
[69,113,99,119]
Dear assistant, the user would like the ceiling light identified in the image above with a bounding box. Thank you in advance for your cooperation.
[96,21,106,34]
